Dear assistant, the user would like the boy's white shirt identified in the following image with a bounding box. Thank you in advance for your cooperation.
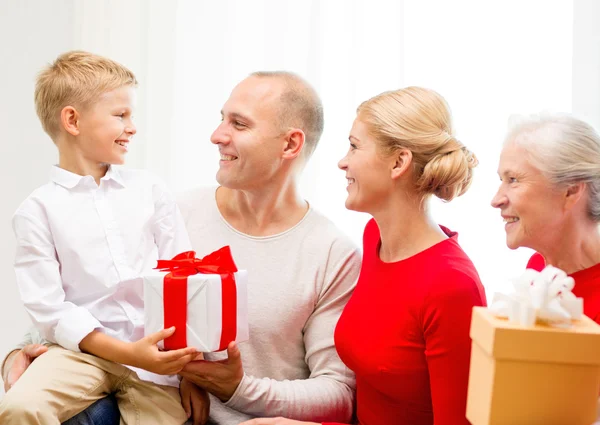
[12,165,191,386]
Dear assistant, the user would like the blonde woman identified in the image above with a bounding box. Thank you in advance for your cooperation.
[241,87,486,425]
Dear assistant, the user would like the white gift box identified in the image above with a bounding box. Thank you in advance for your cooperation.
[143,268,249,352]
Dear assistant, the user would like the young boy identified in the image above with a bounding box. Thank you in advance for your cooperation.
[0,51,197,424]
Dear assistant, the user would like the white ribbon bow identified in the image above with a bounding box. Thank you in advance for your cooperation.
[489,265,583,326]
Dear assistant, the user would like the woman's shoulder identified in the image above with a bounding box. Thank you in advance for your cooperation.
[426,240,487,305]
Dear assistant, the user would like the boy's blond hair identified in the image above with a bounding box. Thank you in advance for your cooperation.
[34,50,138,139]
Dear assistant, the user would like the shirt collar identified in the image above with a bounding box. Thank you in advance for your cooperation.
[103,165,126,188]
[50,165,126,189]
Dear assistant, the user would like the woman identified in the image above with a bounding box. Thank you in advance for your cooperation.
[241,87,486,425]
[491,113,600,322]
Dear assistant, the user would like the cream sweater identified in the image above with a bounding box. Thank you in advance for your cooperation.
[178,187,359,424]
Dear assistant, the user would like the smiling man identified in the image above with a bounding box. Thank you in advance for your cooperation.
[3,71,360,425]
[175,72,360,424]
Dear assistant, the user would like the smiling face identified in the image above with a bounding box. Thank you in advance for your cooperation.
[209,76,289,190]
[491,140,568,250]
[76,85,137,166]
[338,117,396,214]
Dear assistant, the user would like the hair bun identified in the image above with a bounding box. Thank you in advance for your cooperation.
[418,141,477,202]
[356,86,478,202]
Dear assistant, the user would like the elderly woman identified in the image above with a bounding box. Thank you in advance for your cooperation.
[241,87,486,425]
[491,114,600,322]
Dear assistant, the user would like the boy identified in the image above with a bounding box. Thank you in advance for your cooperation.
[0,51,197,424]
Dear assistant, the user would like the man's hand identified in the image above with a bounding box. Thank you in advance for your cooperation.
[179,341,243,402]
[128,327,197,375]
[238,418,319,425]
[180,378,210,425]
[3,344,48,392]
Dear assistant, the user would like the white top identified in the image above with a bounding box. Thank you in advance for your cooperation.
[178,187,360,424]
[12,166,191,385]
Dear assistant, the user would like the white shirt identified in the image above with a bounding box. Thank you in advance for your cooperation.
[12,166,191,385]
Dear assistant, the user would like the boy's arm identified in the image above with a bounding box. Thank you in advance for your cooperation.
[79,328,196,375]
[152,182,192,258]
[13,210,103,352]
[13,211,196,374]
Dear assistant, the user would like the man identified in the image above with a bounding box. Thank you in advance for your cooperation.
[3,71,360,425]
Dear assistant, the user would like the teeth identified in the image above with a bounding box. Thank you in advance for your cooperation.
[116,141,126,147]
[220,154,237,161]
[347,178,355,184]
[503,217,519,223]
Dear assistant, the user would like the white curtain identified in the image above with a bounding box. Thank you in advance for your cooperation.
[168,0,577,297]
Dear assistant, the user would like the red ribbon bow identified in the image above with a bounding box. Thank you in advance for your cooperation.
[155,246,239,351]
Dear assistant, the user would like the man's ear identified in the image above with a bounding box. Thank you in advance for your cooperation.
[282,128,305,160]
[564,181,586,210]
[60,106,80,136]
[391,149,413,180]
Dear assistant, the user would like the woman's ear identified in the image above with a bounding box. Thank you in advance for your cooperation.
[564,181,586,210]
[391,149,413,180]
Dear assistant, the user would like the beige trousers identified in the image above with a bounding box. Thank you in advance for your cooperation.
[0,345,188,425]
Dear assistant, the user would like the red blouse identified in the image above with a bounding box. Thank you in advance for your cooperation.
[324,219,486,425]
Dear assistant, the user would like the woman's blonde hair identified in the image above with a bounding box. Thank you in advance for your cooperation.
[506,113,600,222]
[357,86,477,202]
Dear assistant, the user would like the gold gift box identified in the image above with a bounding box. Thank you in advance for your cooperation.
[466,307,600,425]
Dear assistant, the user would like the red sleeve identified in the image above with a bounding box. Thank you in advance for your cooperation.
[423,270,486,425]
[526,252,545,271]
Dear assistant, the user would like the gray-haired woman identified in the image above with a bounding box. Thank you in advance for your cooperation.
[491,113,600,322]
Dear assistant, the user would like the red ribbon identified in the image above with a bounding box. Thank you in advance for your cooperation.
[155,246,239,351]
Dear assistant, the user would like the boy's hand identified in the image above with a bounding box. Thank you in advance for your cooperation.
[130,327,197,375]
[3,344,48,392]
[180,378,210,425]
